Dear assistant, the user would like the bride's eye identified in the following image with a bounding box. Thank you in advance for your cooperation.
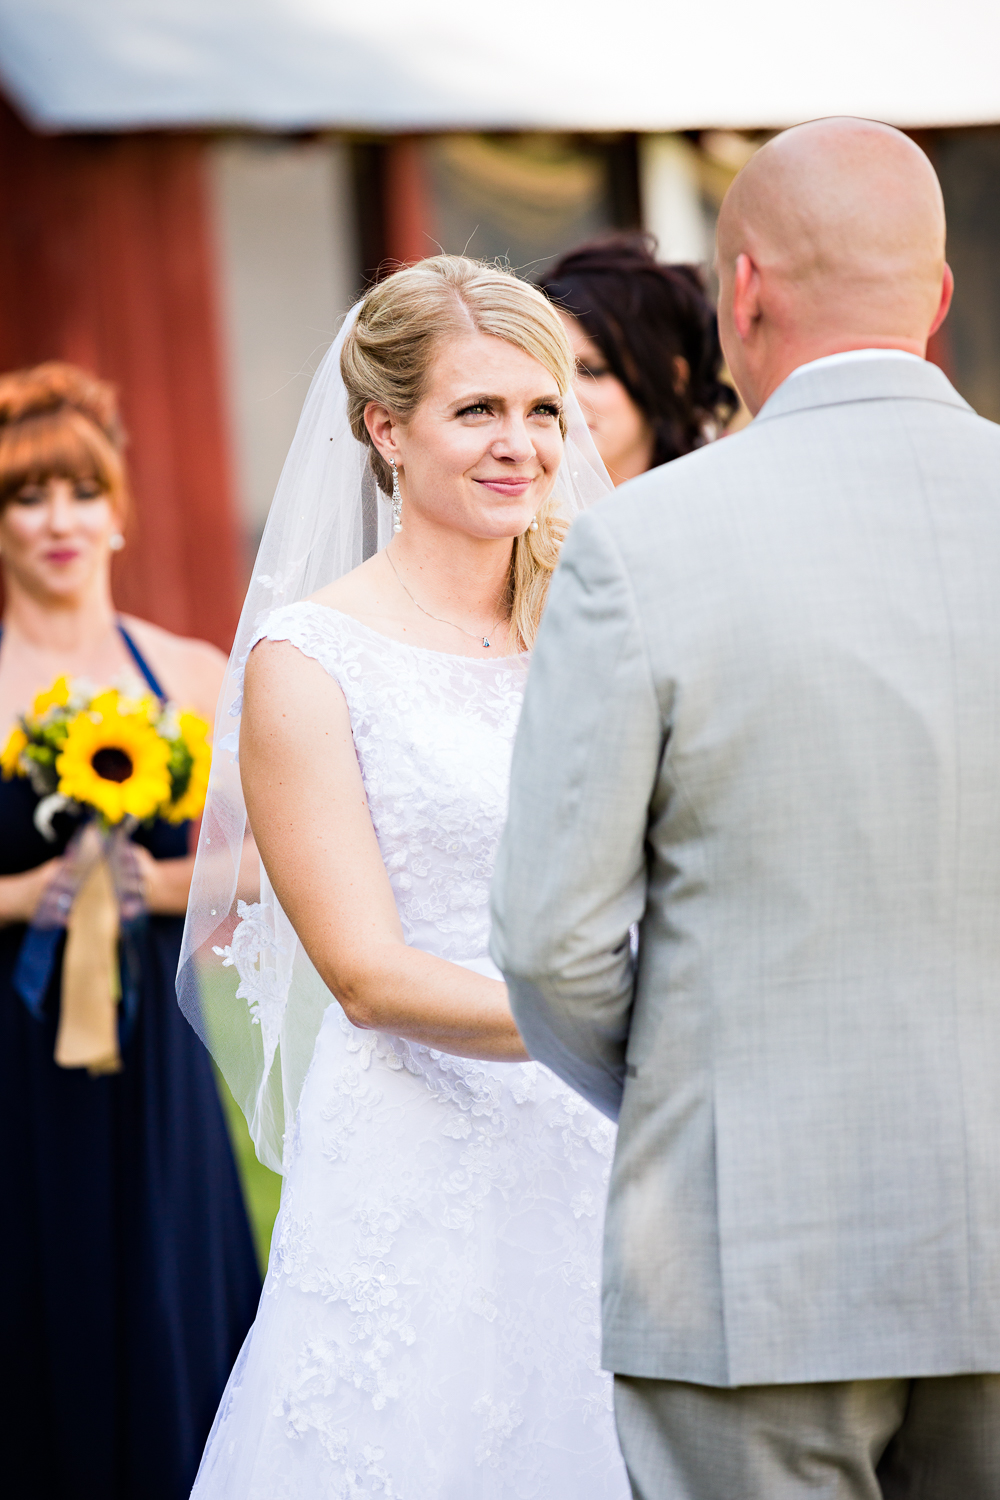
[533,403,562,420]
[457,402,493,418]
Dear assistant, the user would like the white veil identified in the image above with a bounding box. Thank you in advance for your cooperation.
[177,298,614,1174]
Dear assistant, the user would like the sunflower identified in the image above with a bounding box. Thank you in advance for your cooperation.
[115,691,160,725]
[57,701,172,824]
[1,725,27,779]
[163,710,212,823]
[32,675,71,718]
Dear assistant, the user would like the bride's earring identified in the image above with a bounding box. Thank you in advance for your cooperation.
[390,459,402,534]
[528,515,539,533]
[109,532,126,552]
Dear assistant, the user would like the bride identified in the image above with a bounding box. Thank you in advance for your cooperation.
[178,255,630,1498]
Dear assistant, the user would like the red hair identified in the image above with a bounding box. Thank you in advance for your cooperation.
[0,361,129,516]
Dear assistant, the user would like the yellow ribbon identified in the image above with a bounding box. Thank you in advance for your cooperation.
[54,843,122,1076]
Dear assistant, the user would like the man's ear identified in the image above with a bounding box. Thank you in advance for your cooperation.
[732,253,762,343]
[928,263,954,339]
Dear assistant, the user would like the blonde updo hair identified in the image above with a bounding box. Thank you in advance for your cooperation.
[341,255,575,650]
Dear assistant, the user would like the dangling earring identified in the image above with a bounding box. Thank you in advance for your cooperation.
[529,515,539,533]
[390,459,402,534]
[109,532,125,552]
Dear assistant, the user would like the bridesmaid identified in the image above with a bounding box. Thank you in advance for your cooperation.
[0,363,260,1500]
[540,231,739,484]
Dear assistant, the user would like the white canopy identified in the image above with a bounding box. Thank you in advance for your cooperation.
[1,0,997,134]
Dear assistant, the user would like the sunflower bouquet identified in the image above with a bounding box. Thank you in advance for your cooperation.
[1,673,210,837]
[3,675,212,1074]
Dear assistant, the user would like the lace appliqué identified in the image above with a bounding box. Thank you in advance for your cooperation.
[213,898,288,1059]
[256,1003,618,1492]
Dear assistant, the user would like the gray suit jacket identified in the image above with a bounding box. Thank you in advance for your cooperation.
[490,357,1000,1387]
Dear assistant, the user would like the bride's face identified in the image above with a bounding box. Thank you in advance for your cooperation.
[370,331,565,539]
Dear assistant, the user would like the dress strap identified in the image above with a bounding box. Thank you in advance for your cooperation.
[117,622,167,701]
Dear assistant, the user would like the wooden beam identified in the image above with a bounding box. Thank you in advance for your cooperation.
[383,136,434,267]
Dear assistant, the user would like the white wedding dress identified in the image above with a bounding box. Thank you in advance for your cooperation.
[192,601,630,1500]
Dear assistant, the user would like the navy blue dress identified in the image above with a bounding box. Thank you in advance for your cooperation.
[0,628,260,1500]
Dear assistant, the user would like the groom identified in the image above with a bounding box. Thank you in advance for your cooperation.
[491,118,1000,1498]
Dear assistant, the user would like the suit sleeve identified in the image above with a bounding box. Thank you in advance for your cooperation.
[490,506,665,1120]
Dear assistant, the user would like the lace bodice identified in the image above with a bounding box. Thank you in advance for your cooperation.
[250,601,529,964]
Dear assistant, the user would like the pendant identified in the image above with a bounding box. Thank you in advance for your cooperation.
[483,637,490,648]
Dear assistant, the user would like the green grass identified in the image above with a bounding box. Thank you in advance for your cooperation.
[194,955,283,1273]
[215,1062,283,1275]
[194,950,284,1273]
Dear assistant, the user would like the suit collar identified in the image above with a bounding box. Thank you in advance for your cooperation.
[755,355,973,424]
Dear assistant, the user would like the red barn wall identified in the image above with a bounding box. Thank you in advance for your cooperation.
[0,99,242,652]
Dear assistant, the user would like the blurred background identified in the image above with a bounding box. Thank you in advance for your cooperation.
[3,1,1000,652]
[3,0,998,1253]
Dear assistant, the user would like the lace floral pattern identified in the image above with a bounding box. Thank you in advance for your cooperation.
[192,603,628,1500]
[250,602,527,965]
[212,899,288,1061]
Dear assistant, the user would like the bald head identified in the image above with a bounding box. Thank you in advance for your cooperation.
[716,118,952,411]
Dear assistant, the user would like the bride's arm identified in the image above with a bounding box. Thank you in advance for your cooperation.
[241,639,529,1063]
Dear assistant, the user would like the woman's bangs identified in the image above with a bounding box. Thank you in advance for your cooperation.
[0,408,122,506]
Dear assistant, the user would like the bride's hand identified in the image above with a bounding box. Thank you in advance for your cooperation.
[240,637,530,1064]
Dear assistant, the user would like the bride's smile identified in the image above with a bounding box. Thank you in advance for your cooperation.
[474,474,534,495]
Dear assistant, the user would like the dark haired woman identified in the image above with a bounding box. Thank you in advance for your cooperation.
[540,231,738,484]
[0,362,260,1500]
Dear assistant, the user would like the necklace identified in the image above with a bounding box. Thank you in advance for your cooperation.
[385,550,505,650]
